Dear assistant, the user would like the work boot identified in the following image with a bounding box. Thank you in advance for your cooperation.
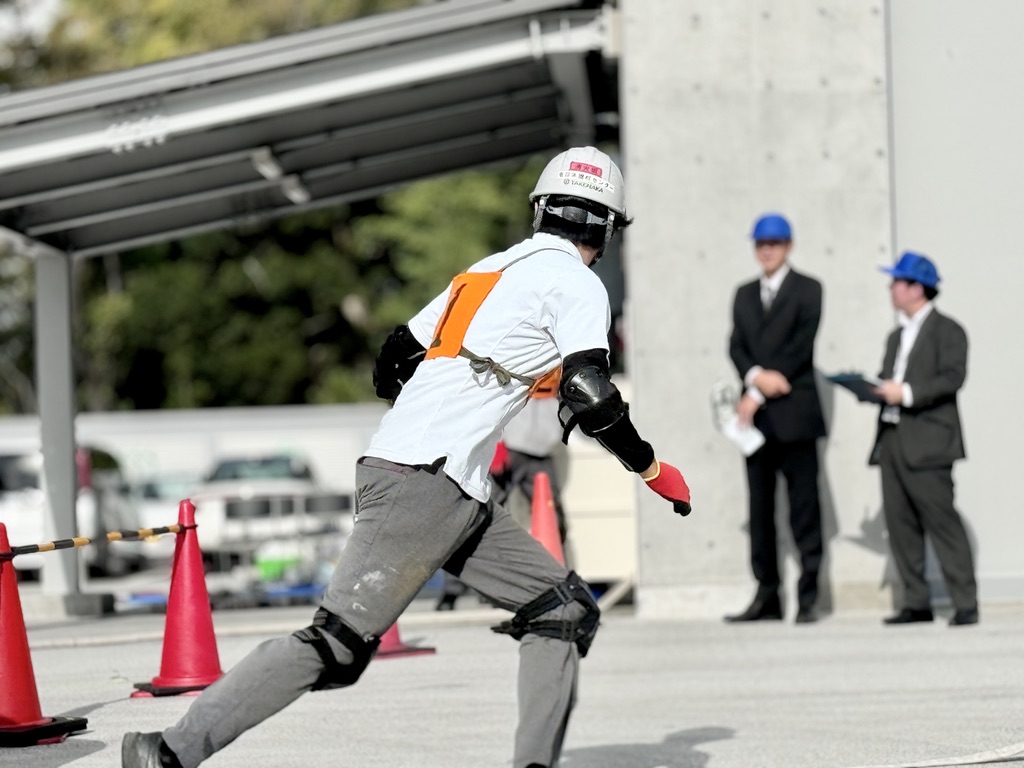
[122,732,182,768]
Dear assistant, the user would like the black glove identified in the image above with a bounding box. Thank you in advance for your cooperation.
[373,324,426,402]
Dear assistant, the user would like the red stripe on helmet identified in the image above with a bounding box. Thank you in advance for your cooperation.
[568,161,603,177]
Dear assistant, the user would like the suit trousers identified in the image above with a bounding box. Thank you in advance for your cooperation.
[164,456,583,768]
[878,426,977,611]
[744,437,823,610]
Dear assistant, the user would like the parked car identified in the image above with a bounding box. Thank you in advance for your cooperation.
[203,454,315,484]
[188,453,353,572]
[0,447,148,578]
[130,472,204,563]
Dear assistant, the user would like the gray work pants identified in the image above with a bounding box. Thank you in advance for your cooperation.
[163,456,587,768]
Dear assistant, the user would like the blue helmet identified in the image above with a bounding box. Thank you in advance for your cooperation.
[879,251,941,288]
[751,213,792,241]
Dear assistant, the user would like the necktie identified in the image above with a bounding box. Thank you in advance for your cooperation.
[882,335,905,423]
[763,287,775,311]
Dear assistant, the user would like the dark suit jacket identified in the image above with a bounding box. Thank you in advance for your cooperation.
[870,308,967,469]
[729,268,826,443]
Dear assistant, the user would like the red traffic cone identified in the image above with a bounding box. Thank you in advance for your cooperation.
[132,500,223,698]
[0,523,87,747]
[530,472,565,565]
[375,623,436,659]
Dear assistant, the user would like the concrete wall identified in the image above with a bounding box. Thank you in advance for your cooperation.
[887,0,1024,600]
[620,0,1024,617]
[620,0,896,617]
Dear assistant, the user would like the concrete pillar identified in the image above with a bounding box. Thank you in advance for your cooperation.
[33,246,81,599]
[619,0,892,617]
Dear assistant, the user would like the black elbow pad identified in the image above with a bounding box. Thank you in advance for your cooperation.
[558,364,627,437]
[373,324,426,402]
[558,350,654,472]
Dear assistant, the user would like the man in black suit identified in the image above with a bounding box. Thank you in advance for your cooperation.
[726,213,826,624]
[871,251,978,627]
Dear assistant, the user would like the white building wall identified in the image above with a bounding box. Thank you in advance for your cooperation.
[0,405,388,494]
[887,0,1024,600]
[0,405,637,586]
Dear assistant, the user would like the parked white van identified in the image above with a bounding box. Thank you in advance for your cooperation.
[188,453,354,573]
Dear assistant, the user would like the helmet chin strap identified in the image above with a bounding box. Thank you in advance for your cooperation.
[532,197,617,267]
[600,211,616,254]
[589,211,616,267]
[532,197,547,232]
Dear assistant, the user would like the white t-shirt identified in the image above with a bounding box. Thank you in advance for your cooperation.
[363,232,611,501]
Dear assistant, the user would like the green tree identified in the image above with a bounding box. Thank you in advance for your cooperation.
[3,1,418,91]
[75,160,543,411]
[348,160,546,329]
[0,245,37,414]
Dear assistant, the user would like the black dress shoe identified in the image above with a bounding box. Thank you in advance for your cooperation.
[795,607,818,624]
[882,608,934,625]
[949,607,979,626]
[724,595,783,622]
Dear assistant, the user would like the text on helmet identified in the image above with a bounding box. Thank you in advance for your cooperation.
[569,161,603,177]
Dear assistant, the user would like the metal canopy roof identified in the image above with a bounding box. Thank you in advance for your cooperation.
[0,0,617,258]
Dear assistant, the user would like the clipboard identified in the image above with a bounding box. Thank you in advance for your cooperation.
[827,372,884,404]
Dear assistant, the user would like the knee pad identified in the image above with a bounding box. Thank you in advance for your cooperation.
[491,571,601,657]
[292,608,381,690]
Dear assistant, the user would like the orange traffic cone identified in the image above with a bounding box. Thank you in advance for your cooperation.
[132,500,223,698]
[0,523,87,747]
[530,472,565,565]
[375,623,436,659]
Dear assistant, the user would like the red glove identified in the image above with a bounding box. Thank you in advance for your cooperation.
[643,460,691,517]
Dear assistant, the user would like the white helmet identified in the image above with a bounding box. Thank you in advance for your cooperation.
[529,146,626,218]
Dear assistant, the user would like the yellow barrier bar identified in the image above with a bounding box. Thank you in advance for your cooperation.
[0,524,183,561]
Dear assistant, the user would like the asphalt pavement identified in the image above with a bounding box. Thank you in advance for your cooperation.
[5,570,1024,768]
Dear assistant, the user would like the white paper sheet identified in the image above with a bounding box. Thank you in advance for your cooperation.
[718,414,766,457]
[710,380,766,456]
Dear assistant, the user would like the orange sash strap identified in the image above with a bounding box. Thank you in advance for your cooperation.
[529,367,561,398]
[423,249,564,391]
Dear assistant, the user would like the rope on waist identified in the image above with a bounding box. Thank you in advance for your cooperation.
[459,348,536,388]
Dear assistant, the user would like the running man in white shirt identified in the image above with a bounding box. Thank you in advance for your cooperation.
[123,146,692,768]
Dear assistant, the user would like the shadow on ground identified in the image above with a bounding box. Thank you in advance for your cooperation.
[562,726,734,768]
[1,737,104,767]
